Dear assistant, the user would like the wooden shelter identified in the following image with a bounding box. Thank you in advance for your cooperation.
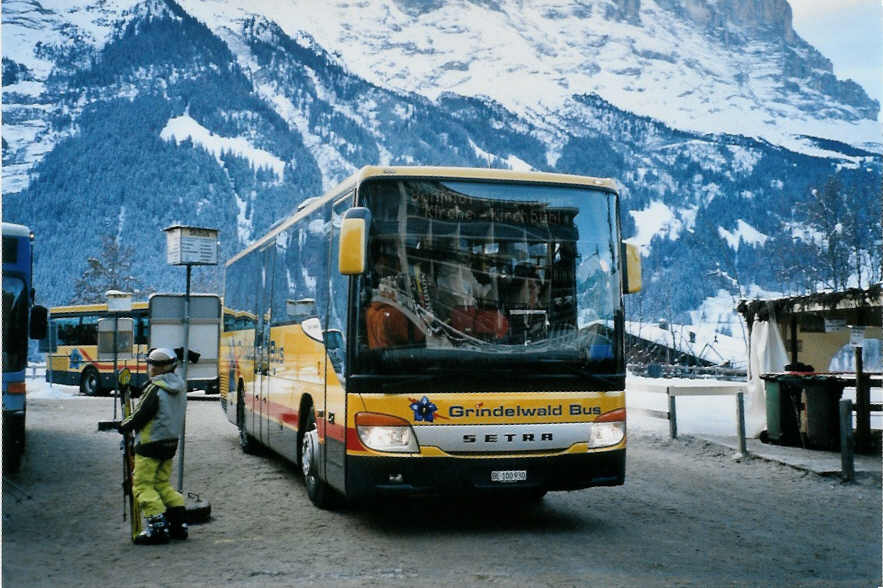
[737,284,881,451]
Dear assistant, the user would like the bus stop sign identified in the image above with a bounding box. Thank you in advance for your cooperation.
[163,225,218,266]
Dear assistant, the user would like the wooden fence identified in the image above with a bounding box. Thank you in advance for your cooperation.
[629,380,748,457]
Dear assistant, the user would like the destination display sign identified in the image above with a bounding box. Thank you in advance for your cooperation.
[408,186,575,228]
[164,225,218,265]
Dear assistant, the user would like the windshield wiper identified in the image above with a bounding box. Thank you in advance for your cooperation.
[350,364,623,393]
[349,373,443,394]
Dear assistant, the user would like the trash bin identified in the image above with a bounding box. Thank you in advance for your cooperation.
[762,374,802,446]
[800,376,846,451]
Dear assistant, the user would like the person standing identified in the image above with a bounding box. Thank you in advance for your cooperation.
[119,347,188,544]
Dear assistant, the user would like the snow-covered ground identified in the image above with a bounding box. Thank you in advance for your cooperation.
[23,367,879,435]
[24,365,79,399]
[627,375,883,437]
[627,375,748,436]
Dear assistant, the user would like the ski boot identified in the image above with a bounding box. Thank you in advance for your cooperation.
[165,506,189,540]
[134,513,170,545]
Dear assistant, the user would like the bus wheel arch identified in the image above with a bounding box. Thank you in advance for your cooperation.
[300,404,333,509]
[80,366,100,396]
[235,378,246,421]
[236,380,259,454]
[296,395,314,469]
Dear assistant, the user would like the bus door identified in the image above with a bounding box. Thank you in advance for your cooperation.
[323,196,352,491]
[255,243,276,445]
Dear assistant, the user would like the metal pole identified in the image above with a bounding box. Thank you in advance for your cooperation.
[48,322,56,392]
[113,313,118,420]
[177,264,191,493]
[854,346,869,453]
[668,389,678,439]
[839,398,855,482]
[736,391,747,458]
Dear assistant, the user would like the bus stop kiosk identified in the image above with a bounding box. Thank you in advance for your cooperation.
[738,285,882,454]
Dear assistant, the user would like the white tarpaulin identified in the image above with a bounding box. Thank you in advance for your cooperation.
[747,319,789,437]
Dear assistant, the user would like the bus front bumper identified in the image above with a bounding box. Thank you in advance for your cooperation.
[346,449,625,499]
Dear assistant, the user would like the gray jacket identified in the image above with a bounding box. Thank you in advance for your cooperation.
[120,372,187,459]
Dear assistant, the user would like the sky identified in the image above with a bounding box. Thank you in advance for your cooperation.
[788,0,882,111]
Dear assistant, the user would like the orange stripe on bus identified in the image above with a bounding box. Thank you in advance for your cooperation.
[242,397,345,442]
[346,427,365,452]
[326,421,346,443]
[7,381,26,394]
[77,348,146,372]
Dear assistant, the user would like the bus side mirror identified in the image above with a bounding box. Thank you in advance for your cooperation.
[622,242,642,294]
[339,207,371,275]
[30,305,48,340]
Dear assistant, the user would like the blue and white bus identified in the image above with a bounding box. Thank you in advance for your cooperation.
[2,222,47,473]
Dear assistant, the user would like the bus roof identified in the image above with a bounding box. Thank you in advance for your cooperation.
[49,301,150,315]
[227,165,619,267]
[354,166,617,190]
[2,222,32,238]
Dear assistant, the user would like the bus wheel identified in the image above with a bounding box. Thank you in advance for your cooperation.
[301,406,333,509]
[80,367,100,396]
[236,387,259,454]
[2,415,23,474]
[524,488,547,502]
[2,444,22,474]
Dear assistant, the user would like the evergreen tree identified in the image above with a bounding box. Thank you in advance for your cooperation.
[71,236,146,303]
[797,174,881,291]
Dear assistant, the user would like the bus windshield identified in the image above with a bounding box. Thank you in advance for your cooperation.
[3,276,28,373]
[356,179,623,380]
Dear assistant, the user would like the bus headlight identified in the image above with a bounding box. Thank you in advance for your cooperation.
[587,408,626,448]
[355,412,419,453]
[587,422,625,448]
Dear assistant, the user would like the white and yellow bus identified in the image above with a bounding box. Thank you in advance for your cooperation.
[44,302,150,395]
[220,166,641,507]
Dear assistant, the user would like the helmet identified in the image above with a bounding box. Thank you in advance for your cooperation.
[147,347,177,367]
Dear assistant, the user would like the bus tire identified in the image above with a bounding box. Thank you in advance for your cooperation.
[80,367,101,396]
[236,385,259,454]
[2,415,23,474]
[2,444,22,474]
[524,488,547,502]
[301,406,333,509]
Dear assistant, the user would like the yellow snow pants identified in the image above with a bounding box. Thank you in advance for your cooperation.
[132,454,186,517]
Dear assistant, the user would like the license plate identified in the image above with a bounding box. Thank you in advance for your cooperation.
[491,470,527,483]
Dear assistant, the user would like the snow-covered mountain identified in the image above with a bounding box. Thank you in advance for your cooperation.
[2,0,880,338]
[178,0,881,154]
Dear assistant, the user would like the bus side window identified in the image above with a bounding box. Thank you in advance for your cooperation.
[134,313,149,345]
[223,310,236,333]
[55,317,80,346]
[79,315,99,345]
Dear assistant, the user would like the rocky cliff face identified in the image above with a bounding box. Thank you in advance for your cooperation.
[718,0,795,40]
[174,0,878,153]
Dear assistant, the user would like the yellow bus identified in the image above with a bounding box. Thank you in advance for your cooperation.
[220,166,641,507]
[44,302,150,395]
